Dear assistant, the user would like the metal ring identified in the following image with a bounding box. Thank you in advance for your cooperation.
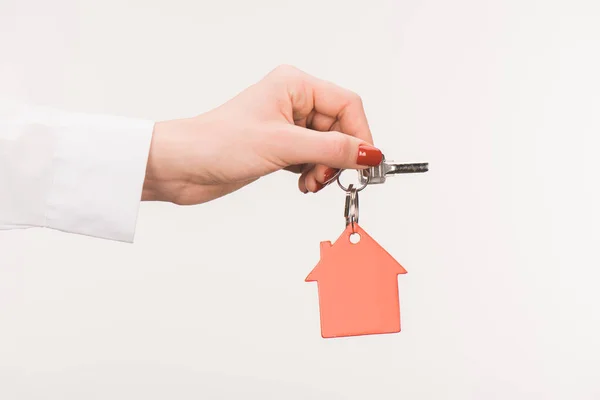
[344,184,359,232]
[349,215,356,233]
[336,169,370,193]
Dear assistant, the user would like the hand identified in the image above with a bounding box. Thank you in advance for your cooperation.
[142,65,383,205]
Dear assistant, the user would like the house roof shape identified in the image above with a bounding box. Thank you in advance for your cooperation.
[305,223,407,282]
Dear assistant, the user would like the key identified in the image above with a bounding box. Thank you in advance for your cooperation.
[359,155,429,185]
[306,153,427,339]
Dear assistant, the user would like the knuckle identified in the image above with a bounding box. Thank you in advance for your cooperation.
[349,91,363,107]
[270,64,300,79]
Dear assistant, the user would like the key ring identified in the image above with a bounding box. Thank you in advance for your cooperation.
[344,184,359,233]
[336,169,370,193]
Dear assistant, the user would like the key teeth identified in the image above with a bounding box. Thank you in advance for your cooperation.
[418,163,429,172]
[391,163,429,174]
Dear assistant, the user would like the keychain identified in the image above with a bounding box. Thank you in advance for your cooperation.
[305,155,428,338]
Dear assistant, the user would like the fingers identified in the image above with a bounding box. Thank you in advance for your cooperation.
[299,164,338,194]
[267,65,374,144]
[264,65,379,194]
[307,112,337,132]
[273,125,383,170]
[298,167,310,194]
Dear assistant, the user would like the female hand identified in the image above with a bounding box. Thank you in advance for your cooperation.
[142,65,383,205]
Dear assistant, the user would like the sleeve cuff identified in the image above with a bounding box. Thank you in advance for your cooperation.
[40,108,155,242]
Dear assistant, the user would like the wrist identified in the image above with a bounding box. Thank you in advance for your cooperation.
[142,121,169,202]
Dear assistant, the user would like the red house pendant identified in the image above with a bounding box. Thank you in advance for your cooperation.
[305,223,407,338]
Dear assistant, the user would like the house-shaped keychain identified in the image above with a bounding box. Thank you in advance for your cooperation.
[305,222,407,338]
[305,159,427,338]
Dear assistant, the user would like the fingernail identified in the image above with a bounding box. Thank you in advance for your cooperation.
[356,144,383,166]
[323,168,338,185]
[314,181,324,192]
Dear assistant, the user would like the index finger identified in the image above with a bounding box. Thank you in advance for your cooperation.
[270,65,374,144]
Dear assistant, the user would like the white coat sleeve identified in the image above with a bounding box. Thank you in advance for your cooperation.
[0,99,154,242]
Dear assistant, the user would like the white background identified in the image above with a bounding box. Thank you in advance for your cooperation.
[1,0,600,399]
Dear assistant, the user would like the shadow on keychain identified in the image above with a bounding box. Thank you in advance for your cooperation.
[305,158,428,338]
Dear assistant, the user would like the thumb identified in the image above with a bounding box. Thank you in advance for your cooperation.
[273,125,383,169]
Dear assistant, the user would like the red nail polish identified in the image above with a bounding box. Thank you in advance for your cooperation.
[315,181,324,192]
[323,168,338,184]
[356,144,383,166]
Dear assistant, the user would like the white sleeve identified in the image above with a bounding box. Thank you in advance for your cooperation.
[0,99,154,242]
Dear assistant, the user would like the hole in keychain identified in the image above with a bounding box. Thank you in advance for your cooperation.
[348,213,361,243]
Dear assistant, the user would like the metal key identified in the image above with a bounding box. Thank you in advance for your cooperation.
[359,155,429,185]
